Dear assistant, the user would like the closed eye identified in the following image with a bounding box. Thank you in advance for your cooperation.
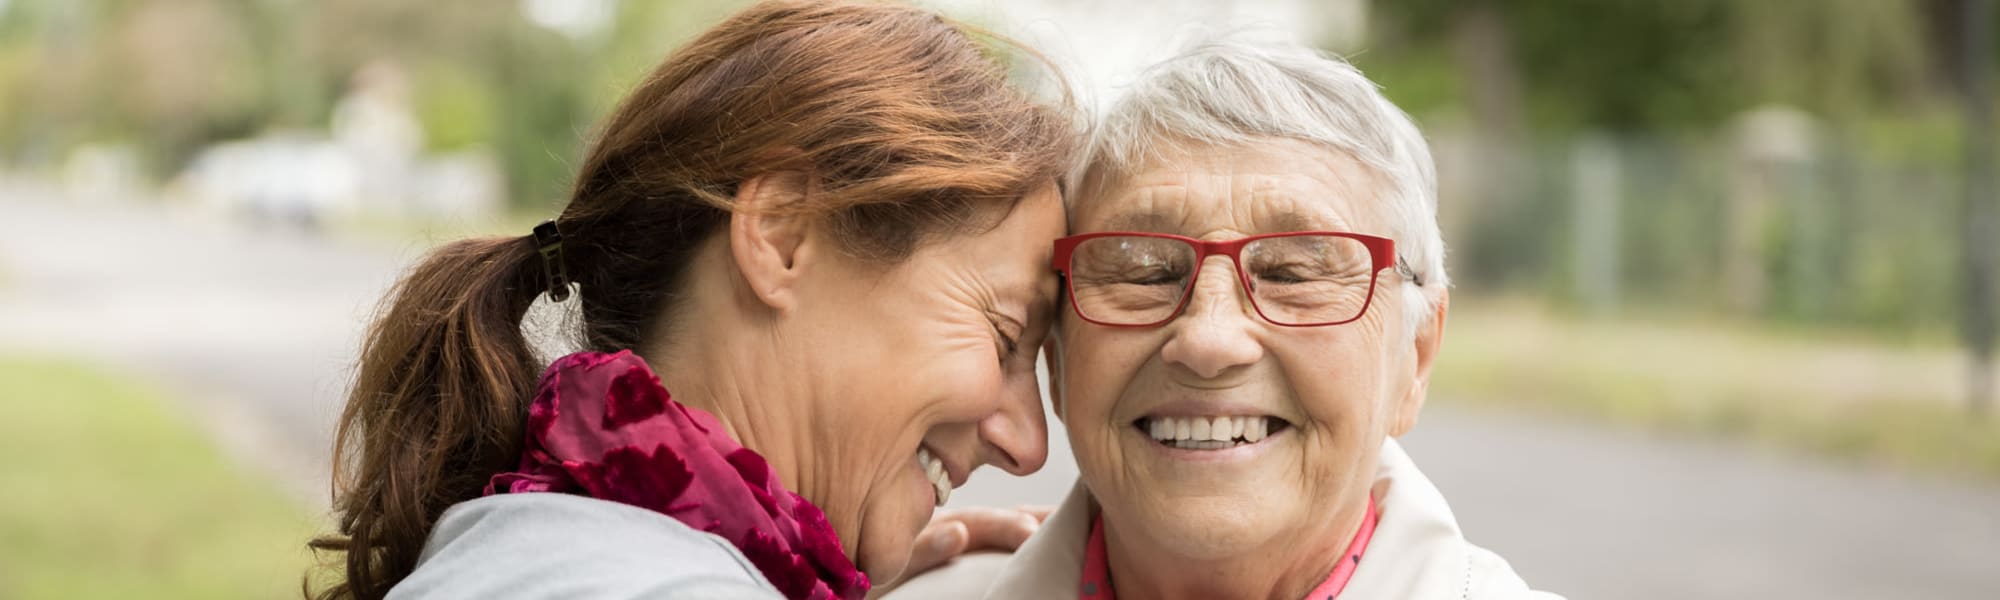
[1257,268,1313,284]
[997,327,1020,358]
[990,316,1023,362]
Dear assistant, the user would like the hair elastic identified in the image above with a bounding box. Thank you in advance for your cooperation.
[532,220,571,302]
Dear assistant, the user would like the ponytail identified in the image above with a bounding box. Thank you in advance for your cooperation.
[308,236,545,600]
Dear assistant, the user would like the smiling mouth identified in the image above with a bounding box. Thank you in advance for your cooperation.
[1133,416,1293,450]
[916,447,951,506]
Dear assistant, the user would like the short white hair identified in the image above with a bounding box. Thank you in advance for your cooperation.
[1075,34,1449,333]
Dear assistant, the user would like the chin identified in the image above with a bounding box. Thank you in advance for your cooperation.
[1124,494,1284,561]
[854,511,923,583]
[856,546,911,586]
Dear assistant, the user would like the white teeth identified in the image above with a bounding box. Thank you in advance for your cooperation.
[1142,416,1280,448]
[916,448,950,506]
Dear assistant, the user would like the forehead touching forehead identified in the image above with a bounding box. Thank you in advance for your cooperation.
[1069,139,1391,238]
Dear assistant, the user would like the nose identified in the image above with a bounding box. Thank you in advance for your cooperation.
[976,367,1049,476]
[1159,257,1265,379]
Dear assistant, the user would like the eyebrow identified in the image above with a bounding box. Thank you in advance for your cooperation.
[1097,211,1180,233]
[1267,212,1333,233]
[995,252,1058,325]
[1097,210,1338,235]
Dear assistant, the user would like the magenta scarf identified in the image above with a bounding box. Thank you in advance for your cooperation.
[486,350,869,600]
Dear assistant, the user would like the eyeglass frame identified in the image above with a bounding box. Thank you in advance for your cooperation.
[1050,231,1401,328]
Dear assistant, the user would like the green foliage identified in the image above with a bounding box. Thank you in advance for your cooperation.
[0,0,271,174]
[590,0,754,112]
[412,61,499,153]
[1369,0,1946,133]
[1347,39,1463,119]
[1353,1,1979,338]
[1442,131,1964,337]
[0,0,735,207]
[0,0,1986,332]
[0,356,318,600]
[1371,0,1736,132]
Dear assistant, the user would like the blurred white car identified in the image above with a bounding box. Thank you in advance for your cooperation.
[180,132,361,229]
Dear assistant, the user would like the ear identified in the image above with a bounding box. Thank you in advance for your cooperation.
[1390,288,1448,437]
[1041,333,1067,424]
[728,172,814,313]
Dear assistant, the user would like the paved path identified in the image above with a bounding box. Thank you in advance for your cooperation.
[0,185,412,505]
[3,189,1996,599]
[1402,407,2000,600]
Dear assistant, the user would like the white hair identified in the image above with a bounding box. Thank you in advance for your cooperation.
[1075,34,1449,334]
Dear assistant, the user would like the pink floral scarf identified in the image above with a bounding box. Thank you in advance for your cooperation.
[486,350,869,600]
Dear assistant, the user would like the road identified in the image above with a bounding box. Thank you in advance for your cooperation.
[0,183,411,503]
[2,188,1995,599]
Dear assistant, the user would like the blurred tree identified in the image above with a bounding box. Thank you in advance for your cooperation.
[1375,0,1938,132]
[0,0,733,208]
[1378,0,1736,133]
[300,0,587,209]
[0,0,1989,336]
[1362,0,1976,339]
[1956,0,1996,417]
[0,0,266,175]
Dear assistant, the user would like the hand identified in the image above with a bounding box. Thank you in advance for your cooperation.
[906,505,1052,573]
[872,505,1054,596]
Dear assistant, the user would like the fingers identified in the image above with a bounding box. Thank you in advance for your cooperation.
[902,520,968,578]
[939,506,1043,552]
[1015,504,1054,524]
[897,505,1053,586]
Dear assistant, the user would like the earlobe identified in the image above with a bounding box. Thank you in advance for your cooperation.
[728,172,814,313]
[1392,289,1449,437]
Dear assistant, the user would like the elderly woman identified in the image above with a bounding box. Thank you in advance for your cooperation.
[889,37,1561,599]
[308,2,1072,599]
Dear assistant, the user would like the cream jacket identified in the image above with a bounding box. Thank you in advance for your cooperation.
[885,439,1563,599]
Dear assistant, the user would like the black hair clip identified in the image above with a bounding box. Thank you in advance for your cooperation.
[532,220,571,302]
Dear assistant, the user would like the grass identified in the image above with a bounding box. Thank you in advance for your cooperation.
[0,356,323,600]
[1432,299,2000,478]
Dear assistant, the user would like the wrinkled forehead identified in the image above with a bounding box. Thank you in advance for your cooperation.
[1068,139,1388,238]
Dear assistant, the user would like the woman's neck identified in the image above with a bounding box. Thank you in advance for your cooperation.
[646,305,811,501]
[1101,498,1367,600]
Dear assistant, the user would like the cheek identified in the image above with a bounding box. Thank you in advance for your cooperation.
[830,319,998,471]
[1058,327,1150,423]
[1275,331,1394,448]
[859,309,1006,416]
[921,340,1006,415]
[848,337,1003,579]
[1058,327,1161,483]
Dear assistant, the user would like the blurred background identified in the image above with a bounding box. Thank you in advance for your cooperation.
[1,0,1996,598]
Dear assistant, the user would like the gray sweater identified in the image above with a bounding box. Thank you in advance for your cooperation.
[387,493,783,600]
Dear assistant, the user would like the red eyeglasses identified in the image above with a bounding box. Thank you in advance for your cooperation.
[1052,231,1398,328]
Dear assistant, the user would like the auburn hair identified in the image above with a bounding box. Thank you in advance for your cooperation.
[305,1,1072,597]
